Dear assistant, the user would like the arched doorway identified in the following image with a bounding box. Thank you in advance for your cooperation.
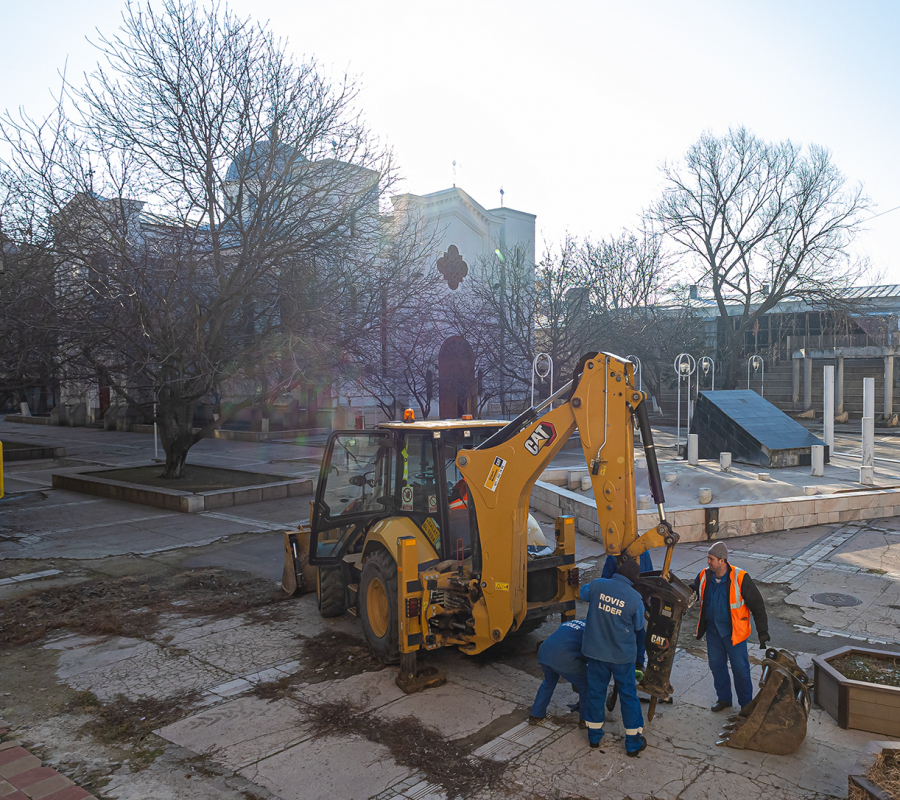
[438,336,477,419]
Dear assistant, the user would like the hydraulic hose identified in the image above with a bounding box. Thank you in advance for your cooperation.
[633,396,665,509]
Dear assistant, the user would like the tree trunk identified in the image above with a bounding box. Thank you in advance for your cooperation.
[158,400,197,479]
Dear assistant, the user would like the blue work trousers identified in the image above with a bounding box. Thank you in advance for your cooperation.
[531,665,588,719]
[584,658,644,751]
[706,627,753,707]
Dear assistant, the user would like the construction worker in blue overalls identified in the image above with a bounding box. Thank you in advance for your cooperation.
[580,558,647,756]
[529,619,589,724]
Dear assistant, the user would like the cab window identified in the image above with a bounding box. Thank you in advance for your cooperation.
[399,432,438,515]
[319,432,394,524]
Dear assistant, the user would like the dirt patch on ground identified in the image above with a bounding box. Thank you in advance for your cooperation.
[73,689,200,750]
[82,464,290,491]
[831,652,900,688]
[300,697,506,799]
[755,581,812,627]
[0,567,291,646]
[297,630,386,682]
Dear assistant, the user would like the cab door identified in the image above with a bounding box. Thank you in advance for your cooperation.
[395,431,444,559]
[309,430,395,565]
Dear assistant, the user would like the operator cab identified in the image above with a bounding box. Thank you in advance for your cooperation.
[308,419,504,566]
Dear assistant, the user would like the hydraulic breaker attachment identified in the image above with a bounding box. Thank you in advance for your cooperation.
[633,570,693,717]
[717,648,812,755]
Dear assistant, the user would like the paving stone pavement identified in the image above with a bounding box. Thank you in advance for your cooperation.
[0,736,96,800]
[29,524,893,800]
[3,421,900,798]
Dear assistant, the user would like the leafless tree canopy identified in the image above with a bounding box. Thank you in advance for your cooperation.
[459,230,686,409]
[651,126,871,386]
[0,0,399,477]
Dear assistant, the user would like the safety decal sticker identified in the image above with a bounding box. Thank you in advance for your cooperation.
[401,486,414,511]
[422,517,440,548]
[494,581,509,592]
[524,421,557,456]
[484,456,506,492]
[428,494,437,513]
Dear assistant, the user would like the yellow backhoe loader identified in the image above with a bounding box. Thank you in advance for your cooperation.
[285,351,686,704]
[283,351,809,748]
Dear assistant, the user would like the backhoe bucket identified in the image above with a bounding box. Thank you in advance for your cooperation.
[717,648,811,755]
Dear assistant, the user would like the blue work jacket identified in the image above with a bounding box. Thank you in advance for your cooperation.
[600,551,654,579]
[537,619,587,678]
[580,573,645,665]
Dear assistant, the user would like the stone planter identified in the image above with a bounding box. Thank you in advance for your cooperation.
[813,646,900,736]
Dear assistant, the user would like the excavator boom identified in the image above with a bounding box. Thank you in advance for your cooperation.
[458,351,691,703]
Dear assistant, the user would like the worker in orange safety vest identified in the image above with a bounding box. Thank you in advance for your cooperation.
[690,541,769,713]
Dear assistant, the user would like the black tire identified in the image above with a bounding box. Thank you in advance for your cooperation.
[360,548,400,664]
[316,566,347,618]
[511,616,547,636]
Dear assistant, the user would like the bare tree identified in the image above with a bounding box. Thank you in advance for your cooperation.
[651,126,871,387]
[465,231,679,411]
[0,0,396,477]
[0,232,58,412]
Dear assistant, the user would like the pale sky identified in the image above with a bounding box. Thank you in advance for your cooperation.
[2,1,899,281]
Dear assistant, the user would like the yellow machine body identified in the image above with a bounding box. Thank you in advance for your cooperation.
[288,352,682,691]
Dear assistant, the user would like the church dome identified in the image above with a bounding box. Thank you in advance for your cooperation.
[225,140,305,182]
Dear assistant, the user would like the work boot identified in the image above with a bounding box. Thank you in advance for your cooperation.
[711,700,732,712]
[588,730,605,748]
[626,733,647,757]
[528,715,544,725]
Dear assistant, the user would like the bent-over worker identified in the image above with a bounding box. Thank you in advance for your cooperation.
[529,619,589,723]
[691,541,770,712]
[580,558,647,756]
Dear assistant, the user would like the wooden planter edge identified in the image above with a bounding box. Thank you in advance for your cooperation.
[813,647,900,732]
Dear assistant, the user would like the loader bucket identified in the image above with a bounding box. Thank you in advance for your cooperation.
[717,648,811,755]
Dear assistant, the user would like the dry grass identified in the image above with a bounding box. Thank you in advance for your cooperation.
[72,689,201,744]
[0,567,291,646]
[299,698,506,800]
[869,750,900,798]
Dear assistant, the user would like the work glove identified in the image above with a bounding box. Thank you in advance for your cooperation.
[758,634,770,650]
[635,663,645,683]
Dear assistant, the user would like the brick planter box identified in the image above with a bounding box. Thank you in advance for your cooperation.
[813,646,900,737]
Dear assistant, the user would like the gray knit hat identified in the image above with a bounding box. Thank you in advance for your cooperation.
[708,541,728,560]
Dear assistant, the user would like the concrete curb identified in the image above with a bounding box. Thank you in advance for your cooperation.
[531,479,900,543]
[51,466,313,514]
[0,443,67,462]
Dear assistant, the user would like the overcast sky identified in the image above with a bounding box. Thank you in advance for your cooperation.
[2,1,898,281]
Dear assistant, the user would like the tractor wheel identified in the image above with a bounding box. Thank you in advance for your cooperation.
[360,548,400,664]
[316,566,347,618]
[511,616,547,636]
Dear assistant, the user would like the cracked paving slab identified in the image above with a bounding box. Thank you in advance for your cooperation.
[240,733,412,800]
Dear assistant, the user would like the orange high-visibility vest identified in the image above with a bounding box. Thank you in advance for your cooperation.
[696,566,752,645]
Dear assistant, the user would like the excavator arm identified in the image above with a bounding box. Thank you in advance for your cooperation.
[460,352,675,579]
[458,351,691,708]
